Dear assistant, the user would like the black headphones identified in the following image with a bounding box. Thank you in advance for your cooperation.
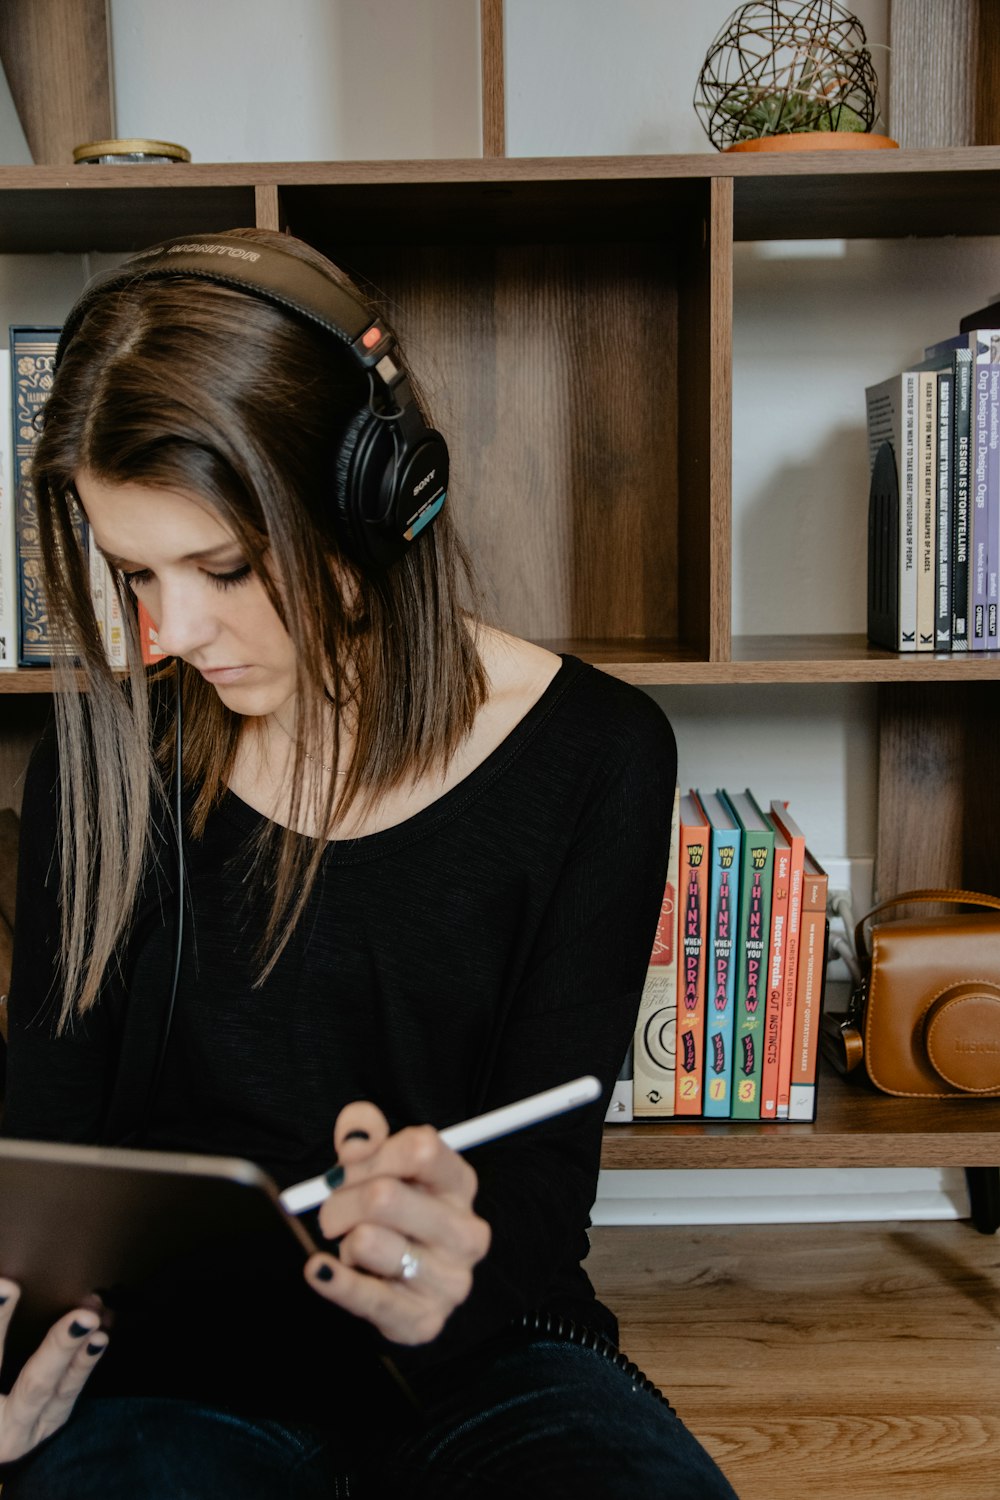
[56,233,449,571]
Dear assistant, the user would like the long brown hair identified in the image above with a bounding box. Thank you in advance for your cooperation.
[33,227,486,1030]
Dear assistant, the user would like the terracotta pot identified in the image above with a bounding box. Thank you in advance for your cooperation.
[725,131,899,153]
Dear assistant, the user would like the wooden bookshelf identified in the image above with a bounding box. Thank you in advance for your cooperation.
[0,150,997,1182]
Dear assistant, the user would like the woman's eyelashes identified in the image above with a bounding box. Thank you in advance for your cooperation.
[119,563,253,592]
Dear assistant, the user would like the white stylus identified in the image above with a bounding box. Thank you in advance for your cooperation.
[279,1074,602,1215]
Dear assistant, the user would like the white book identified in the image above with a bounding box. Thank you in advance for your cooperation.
[915,370,937,651]
[0,362,15,669]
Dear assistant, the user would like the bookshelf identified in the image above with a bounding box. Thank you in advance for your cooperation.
[1,150,999,1186]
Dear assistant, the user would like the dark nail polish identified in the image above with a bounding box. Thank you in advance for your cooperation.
[0,1294,9,1306]
[324,1165,345,1192]
[314,1262,334,1283]
[344,1129,370,1142]
[69,1320,92,1338]
[86,1341,106,1356]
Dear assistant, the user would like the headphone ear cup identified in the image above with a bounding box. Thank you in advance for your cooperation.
[337,410,449,572]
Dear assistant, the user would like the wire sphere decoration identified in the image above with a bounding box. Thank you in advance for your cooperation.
[694,0,881,151]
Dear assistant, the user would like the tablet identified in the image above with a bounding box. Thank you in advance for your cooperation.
[0,1137,318,1384]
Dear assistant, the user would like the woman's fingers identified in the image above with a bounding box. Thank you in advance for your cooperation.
[0,1303,108,1463]
[304,1247,471,1346]
[332,1100,391,1164]
[319,1163,489,1265]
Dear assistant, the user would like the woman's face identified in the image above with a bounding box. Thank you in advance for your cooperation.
[76,471,298,718]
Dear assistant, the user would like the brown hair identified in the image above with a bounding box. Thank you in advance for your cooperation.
[33,227,486,1030]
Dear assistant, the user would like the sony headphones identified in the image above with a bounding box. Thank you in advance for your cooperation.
[55,232,449,571]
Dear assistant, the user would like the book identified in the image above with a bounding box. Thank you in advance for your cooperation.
[694,789,741,1119]
[934,367,953,650]
[914,346,972,649]
[0,360,15,668]
[756,801,792,1120]
[137,598,165,664]
[769,802,828,1123]
[865,370,917,650]
[605,1043,634,1123]
[925,330,1000,650]
[723,789,775,1120]
[769,800,806,1121]
[673,794,710,1117]
[788,850,828,1122]
[915,370,937,651]
[633,784,680,1118]
[11,327,66,665]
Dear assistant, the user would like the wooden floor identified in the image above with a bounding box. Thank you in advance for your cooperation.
[587,1220,1000,1500]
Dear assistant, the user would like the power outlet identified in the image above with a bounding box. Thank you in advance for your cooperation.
[820,856,875,986]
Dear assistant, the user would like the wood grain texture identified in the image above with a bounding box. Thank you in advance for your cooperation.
[889,0,976,148]
[480,0,505,158]
[974,0,1000,145]
[0,0,113,165]
[254,184,285,232]
[588,1221,1000,1500]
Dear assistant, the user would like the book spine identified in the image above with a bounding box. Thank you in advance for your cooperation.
[731,838,773,1120]
[104,574,127,668]
[770,804,805,1121]
[990,366,1000,650]
[916,371,936,650]
[674,824,708,1116]
[788,873,828,1122]
[759,841,791,1119]
[633,786,679,1118]
[702,835,738,1118]
[0,362,15,668]
[934,369,952,650]
[11,329,65,665]
[972,362,990,648]
[951,353,972,650]
[605,1043,634,1123]
[900,372,917,650]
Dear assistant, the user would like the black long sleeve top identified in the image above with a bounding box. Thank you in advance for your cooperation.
[3,654,676,1424]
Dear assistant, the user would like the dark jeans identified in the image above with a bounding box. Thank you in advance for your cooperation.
[3,1336,739,1498]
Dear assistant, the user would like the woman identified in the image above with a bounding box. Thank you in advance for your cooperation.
[0,229,737,1497]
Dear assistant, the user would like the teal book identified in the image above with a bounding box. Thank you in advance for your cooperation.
[694,790,741,1119]
[11,326,70,664]
[722,789,775,1120]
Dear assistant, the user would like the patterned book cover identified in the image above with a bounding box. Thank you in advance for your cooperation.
[723,789,774,1120]
[633,784,679,1118]
[694,790,741,1119]
[0,361,15,668]
[673,793,709,1117]
[11,327,68,665]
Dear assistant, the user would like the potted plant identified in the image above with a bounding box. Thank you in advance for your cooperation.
[694,0,896,153]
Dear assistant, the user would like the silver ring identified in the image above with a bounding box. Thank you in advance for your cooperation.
[398,1245,421,1282]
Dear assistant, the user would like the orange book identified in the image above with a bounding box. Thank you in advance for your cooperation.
[673,793,709,1116]
[755,798,791,1120]
[789,851,828,1121]
[769,801,805,1121]
[137,599,166,665]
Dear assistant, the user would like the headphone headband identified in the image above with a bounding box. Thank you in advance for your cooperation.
[56,233,449,570]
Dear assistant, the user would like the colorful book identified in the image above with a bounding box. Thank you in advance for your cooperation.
[865,370,917,650]
[788,850,828,1121]
[769,800,806,1121]
[694,790,741,1119]
[723,789,774,1120]
[933,367,953,650]
[915,370,937,651]
[756,801,792,1120]
[633,784,680,1118]
[11,327,66,665]
[673,794,709,1117]
[0,360,15,668]
[916,346,972,649]
[137,598,165,664]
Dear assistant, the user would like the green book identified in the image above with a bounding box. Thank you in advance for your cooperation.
[721,789,775,1120]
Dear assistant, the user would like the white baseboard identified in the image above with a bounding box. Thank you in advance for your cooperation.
[591,1168,970,1226]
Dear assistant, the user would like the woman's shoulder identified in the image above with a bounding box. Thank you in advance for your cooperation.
[479,627,676,782]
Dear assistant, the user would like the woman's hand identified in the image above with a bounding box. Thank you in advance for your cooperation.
[0,1280,108,1463]
[304,1102,491,1346]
